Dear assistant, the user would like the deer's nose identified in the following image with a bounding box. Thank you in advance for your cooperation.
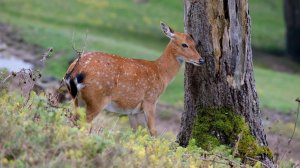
[199,58,205,65]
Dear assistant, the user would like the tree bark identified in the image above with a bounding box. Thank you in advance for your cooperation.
[284,0,300,61]
[177,0,273,166]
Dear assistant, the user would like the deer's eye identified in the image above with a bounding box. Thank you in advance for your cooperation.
[181,43,188,48]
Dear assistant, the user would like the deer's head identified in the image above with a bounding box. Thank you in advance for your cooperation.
[160,22,204,66]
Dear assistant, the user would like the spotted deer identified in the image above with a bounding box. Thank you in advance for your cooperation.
[64,22,204,135]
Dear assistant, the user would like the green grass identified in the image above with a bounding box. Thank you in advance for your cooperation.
[0,0,297,113]
[0,0,285,51]
[255,68,300,113]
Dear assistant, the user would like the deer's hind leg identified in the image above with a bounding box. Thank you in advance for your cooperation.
[81,89,110,122]
[85,97,110,122]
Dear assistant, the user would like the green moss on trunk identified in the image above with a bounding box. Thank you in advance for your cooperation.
[191,107,272,162]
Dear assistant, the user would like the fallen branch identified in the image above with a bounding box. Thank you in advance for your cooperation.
[40,47,53,66]
[246,156,270,168]
[288,97,300,144]
[233,133,242,157]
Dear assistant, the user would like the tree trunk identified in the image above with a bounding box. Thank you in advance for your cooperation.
[177,0,273,166]
[284,0,300,61]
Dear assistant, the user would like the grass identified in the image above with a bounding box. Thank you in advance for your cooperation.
[255,68,300,113]
[0,0,297,113]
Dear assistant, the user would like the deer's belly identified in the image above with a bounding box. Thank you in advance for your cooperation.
[104,101,142,115]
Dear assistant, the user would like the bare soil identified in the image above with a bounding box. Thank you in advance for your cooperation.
[253,50,300,74]
[1,22,299,164]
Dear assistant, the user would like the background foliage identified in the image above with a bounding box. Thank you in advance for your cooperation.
[0,0,298,113]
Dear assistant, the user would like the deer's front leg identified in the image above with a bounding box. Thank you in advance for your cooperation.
[143,102,157,136]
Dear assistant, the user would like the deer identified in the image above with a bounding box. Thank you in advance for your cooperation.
[64,22,205,136]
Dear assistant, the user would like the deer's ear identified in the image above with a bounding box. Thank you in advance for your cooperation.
[160,21,175,39]
[189,34,194,40]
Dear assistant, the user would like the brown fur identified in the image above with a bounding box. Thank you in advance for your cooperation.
[65,23,203,135]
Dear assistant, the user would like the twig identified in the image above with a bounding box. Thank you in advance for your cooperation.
[40,48,53,66]
[233,133,242,157]
[198,153,243,167]
[71,32,82,55]
[49,32,89,108]
[81,31,89,55]
[72,45,82,56]
[200,157,229,166]
[2,68,42,106]
[110,117,120,133]
[71,31,88,56]
[201,153,242,166]
[245,156,270,168]
[1,74,12,84]
[279,98,300,163]
[289,97,300,144]
[89,125,93,135]
[97,127,104,134]
[159,128,167,138]
[1,46,67,109]
[213,154,242,166]
[68,33,85,76]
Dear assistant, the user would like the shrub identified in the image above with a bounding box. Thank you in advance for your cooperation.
[0,91,264,167]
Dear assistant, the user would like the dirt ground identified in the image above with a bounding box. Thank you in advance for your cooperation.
[0,23,43,65]
[1,23,299,164]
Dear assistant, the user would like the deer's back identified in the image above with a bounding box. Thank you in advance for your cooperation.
[67,52,164,110]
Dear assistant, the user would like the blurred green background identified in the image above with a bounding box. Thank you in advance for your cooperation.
[0,0,299,113]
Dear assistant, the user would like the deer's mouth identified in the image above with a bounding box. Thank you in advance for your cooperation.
[186,60,201,66]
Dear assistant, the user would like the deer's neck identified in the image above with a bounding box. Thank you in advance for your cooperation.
[155,42,182,86]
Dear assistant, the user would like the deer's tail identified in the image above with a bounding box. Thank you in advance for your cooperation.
[64,72,85,98]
